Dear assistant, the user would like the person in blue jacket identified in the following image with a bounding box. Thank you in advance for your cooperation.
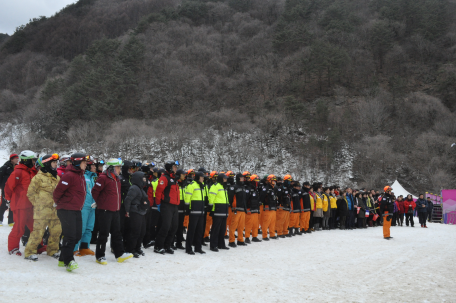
[416,194,428,228]
[74,157,98,256]
[345,188,355,230]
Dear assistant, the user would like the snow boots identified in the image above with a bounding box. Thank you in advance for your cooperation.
[117,253,133,263]
[66,261,79,272]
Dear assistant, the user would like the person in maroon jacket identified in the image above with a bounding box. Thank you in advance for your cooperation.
[53,153,87,271]
[154,161,180,254]
[91,158,132,265]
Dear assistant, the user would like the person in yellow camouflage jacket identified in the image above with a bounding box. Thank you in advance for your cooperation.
[24,154,62,261]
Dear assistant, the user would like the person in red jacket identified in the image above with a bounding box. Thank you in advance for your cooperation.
[91,158,132,265]
[404,194,416,227]
[396,195,405,226]
[5,150,38,255]
[53,153,87,272]
[56,155,71,177]
[154,160,180,255]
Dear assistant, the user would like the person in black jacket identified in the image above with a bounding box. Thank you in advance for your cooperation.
[426,197,434,223]
[379,186,395,239]
[300,183,312,233]
[124,171,149,258]
[119,160,134,246]
[245,174,262,243]
[228,173,248,247]
[0,154,19,226]
[174,169,187,250]
[416,194,429,228]
[336,192,348,230]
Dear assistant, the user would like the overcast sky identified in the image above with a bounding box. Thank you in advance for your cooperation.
[1,0,77,35]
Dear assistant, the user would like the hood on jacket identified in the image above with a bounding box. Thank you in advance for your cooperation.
[235,173,243,184]
[66,164,83,174]
[131,171,145,188]
[85,169,97,178]
[15,162,31,172]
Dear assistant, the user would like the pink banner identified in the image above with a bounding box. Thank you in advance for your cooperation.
[441,190,456,224]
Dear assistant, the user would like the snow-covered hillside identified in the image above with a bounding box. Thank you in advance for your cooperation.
[0,122,356,186]
[0,222,454,302]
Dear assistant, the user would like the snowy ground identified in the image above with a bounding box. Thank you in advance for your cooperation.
[0,219,455,303]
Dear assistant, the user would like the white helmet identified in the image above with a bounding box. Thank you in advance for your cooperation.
[106,158,123,167]
[19,150,37,160]
[60,155,71,166]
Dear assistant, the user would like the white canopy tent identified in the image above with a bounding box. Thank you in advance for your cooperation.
[391,180,418,199]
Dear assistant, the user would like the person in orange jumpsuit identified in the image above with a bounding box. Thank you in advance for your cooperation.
[258,175,268,234]
[260,175,278,240]
[245,174,261,243]
[228,173,248,247]
[300,182,312,233]
[224,171,235,238]
[276,175,292,238]
[379,186,394,240]
[289,181,302,235]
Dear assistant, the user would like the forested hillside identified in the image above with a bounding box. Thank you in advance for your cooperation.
[1,0,456,193]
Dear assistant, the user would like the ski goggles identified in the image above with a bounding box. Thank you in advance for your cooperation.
[72,155,90,161]
[42,153,60,163]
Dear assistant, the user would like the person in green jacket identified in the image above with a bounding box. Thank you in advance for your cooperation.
[208,173,230,252]
[184,172,208,255]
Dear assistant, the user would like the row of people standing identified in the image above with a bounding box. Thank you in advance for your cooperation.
[2,151,433,271]
[3,151,135,272]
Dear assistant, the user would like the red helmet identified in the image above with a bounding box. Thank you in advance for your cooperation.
[210,171,218,178]
[283,174,293,181]
[266,174,277,182]
[250,174,260,182]
[226,171,235,178]
[187,169,195,175]
[242,171,251,178]
[384,186,392,192]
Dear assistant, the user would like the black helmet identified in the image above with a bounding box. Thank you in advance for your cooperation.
[176,169,186,178]
[141,165,150,173]
[85,156,95,171]
[157,168,166,178]
[38,154,59,171]
[131,159,142,168]
[96,160,105,171]
[71,153,88,167]
[149,162,156,168]
[217,173,227,183]
[195,171,204,179]
[122,160,133,175]
[198,167,208,173]
[165,160,179,173]
[152,167,159,173]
